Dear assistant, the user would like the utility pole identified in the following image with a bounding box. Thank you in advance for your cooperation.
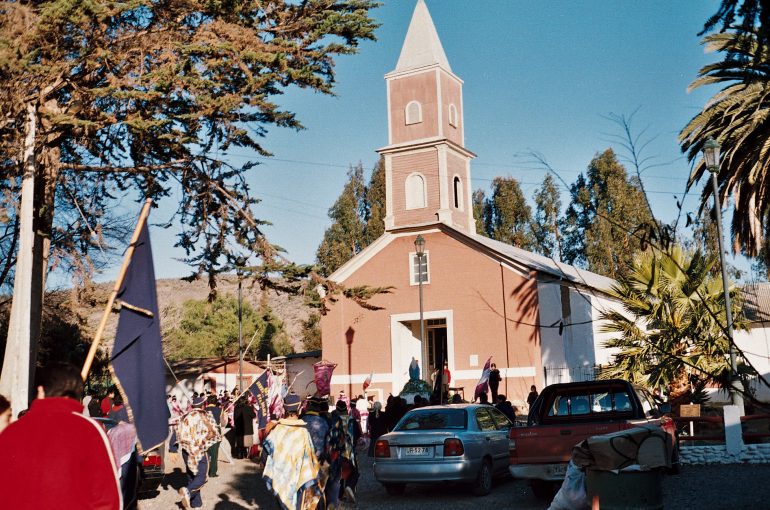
[702,137,745,414]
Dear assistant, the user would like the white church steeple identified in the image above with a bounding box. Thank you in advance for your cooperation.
[395,0,451,73]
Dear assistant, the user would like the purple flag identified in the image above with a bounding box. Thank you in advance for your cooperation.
[474,357,493,402]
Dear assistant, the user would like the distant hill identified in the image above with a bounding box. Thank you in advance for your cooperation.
[70,274,312,356]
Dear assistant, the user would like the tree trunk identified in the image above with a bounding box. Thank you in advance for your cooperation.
[0,103,37,416]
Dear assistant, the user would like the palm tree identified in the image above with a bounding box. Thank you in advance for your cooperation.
[679,29,770,263]
[599,246,750,404]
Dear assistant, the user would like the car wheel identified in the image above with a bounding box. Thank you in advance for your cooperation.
[473,459,493,496]
[384,483,406,496]
[530,479,558,500]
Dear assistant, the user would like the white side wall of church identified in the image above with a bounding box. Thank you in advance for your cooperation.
[735,325,770,402]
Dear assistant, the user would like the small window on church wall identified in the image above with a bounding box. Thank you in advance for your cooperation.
[405,173,427,210]
[453,176,463,210]
[410,252,430,285]
[405,101,422,125]
[448,104,458,127]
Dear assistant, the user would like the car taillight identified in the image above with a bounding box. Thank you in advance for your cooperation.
[143,455,161,467]
[374,439,391,458]
[443,438,464,456]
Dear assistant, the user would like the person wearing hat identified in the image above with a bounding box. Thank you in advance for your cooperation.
[327,399,360,506]
[176,396,221,508]
[262,393,323,510]
[300,395,331,461]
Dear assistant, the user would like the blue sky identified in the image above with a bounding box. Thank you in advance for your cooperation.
[77,0,754,287]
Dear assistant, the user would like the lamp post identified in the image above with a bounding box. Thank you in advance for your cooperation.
[235,256,247,394]
[702,137,744,413]
[414,235,426,381]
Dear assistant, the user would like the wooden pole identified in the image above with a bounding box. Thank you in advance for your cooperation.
[81,199,153,381]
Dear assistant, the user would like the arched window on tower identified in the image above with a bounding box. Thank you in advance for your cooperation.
[453,176,463,210]
[405,173,427,209]
[448,104,458,128]
[405,101,423,125]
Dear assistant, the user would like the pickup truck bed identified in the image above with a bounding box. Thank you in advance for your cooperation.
[508,379,674,493]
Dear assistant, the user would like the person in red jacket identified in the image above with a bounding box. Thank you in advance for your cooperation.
[0,363,122,509]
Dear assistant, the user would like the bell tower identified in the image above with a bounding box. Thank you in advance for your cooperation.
[378,0,475,233]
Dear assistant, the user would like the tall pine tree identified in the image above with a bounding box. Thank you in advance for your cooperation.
[364,158,386,245]
[561,149,653,276]
[532,174,562,259]
[316,164,367,276]
[472,189,488,236]
[484,176,536,250]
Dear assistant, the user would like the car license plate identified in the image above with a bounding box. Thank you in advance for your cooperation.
[550,464,567,477]
[404,447,430,456]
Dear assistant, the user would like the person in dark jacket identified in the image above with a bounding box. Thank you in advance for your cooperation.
[527,385,539,407]
[233,394,255,459]
[367,401,387,456]
[489,363,501,402]
[495,394,517,423]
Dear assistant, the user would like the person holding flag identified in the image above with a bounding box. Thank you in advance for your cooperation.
[474,357,494,403]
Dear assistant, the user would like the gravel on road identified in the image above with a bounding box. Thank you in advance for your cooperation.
[138,450,770,509]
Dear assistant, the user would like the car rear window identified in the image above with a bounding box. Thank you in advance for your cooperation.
[547,389,634,417]
[396,409,467,431]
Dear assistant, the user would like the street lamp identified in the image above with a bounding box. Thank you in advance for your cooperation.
[414,235,426,382]
[235,256,248,394]
[702,137,744,413]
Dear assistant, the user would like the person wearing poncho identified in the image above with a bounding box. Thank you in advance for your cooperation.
[176,397,221,508]
[263,394,323,510]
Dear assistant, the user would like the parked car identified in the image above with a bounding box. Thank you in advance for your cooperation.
[373,404,513,496]
[508,379,677,499]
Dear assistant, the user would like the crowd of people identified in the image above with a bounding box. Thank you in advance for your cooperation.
[0,361,534,509]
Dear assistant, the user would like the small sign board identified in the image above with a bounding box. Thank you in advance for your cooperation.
[680,404,701,418]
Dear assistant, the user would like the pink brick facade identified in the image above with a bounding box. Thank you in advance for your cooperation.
[321,228,544,405]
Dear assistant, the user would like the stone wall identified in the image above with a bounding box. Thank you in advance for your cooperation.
[680,444,770,465]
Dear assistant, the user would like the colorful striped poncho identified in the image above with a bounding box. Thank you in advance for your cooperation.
[263,418,322,510]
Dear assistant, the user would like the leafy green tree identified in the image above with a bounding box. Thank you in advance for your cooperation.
[680,28,770,266]
[0,0,377,380]
[561,149,653,276]
[301,312,322,352]
[316,164,367,276]
[472,189,487,236]
[165,295,290,360]
[364,158,386,245]
[532,174,562,259]
[316,159,387,276]
[483,176,536,250]
[599,246,750,403]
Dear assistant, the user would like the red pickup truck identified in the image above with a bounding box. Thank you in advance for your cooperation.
[508,379,676,498]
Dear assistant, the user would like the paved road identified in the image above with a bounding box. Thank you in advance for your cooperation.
[138,451,770,509]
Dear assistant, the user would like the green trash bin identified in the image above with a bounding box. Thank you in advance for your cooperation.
[585,468,663,510]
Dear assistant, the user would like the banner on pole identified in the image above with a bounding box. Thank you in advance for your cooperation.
[474,357,493,402]
[110,216,170,453]
[248,371,270,429]
[313,361,337,397]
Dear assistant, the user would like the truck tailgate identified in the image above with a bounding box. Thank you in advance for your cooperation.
[512,421,628,464]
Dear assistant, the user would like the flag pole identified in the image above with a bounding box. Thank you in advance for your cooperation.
[81,199,153,381]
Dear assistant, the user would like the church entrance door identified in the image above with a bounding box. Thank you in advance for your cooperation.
[426,319,447,383]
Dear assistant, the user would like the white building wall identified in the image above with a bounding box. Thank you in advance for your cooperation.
[537,281,567,370]
[591,293,624,367]
[734,324,770,402]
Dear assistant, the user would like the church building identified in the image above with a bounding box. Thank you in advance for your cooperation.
[320,0,618,407]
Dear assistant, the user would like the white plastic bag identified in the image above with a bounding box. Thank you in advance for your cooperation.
[548,461,589,510]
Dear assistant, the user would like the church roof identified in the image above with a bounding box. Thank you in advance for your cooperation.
[470,233,616,293]
[394,0,452,73]
[328,221,616,295]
